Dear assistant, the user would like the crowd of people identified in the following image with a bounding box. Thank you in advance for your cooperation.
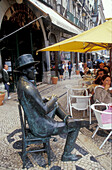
[78,60,112,104]
[58,61,73,80]
[2,59,111,105]
[58,59,111,105]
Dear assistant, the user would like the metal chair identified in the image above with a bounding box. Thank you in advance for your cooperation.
[65,84,88,113]
[18,104,51,168]
[69,94,92,124]
[65,85,73,112]
[78,79,87,87]
[91,103,112,149]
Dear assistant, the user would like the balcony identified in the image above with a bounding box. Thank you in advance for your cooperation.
[74,16,88,31]
[57,4,65,16]
[67,11,74,23]
[66,10,88,31]
[83,4,91,15]
[41,1,88,31]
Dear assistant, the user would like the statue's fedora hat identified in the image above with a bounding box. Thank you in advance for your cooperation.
[15,54,39,70]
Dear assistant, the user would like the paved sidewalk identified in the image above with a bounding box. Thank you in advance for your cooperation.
[0,75,111,170]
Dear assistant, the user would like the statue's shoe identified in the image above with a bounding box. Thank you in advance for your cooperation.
[61,154,82,162]
[66,118,89,128]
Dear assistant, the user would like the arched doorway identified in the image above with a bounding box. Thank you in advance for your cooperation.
[0,3,43,91]
[49,33,59,76]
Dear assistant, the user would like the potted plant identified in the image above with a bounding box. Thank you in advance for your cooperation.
[51,75,58,84]
[0,91,5,106]
[76,70,80,75]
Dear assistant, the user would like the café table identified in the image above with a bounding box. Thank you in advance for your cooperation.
[83,77,95,85]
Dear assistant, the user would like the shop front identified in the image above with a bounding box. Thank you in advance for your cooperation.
[0,0,82,90]
[0,2,45,91]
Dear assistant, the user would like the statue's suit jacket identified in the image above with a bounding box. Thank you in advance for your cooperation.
[17,76,66,137]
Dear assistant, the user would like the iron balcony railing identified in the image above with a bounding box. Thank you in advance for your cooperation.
[66,10,88,31]
[67,11,74,23]
[74,16,88,31]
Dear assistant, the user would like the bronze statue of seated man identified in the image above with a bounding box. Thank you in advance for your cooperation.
[16,54,89,162]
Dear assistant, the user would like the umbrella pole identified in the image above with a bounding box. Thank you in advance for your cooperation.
[110,49,112,87]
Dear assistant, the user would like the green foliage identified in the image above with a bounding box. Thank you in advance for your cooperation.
[0,91,5,94]
[51,75,58,77]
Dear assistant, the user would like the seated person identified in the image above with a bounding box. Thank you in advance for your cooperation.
[99,62,104,69]
[93,68,97,76]
[87,59,92,69]
[83,63,91,75]
[81,63,91,77]
[106,62,110,72]
[94,69,107,85]
[94,75,112,104]
[16,54,89,162]
[104,66,110,75]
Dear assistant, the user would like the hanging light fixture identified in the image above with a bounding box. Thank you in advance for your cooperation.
[16,0,23,4]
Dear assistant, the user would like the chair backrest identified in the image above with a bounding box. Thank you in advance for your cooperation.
[91,104,112,129]
[18,104,26,140]
[72,89,82,96]
[77,97,89,109]
[65,85,73,97]
[70,95,91,110]
[78,79,87,87]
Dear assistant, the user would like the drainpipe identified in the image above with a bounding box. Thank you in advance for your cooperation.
[30,30,33,56]
[16,33,19,58]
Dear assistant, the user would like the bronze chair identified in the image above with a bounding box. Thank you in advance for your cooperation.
[18,104,51,168]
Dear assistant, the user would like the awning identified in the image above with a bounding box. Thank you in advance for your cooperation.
[102,55,110,59]
[96,52,102,56]
[28,0,82,34]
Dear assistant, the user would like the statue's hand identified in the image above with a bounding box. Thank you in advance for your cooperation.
[46,94,58,101]
[64,115,72,124]
[53,96,58,102]
[51,94,58,100]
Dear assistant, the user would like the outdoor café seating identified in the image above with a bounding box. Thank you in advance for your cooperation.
[82,75,95,86]
[69,94,92,124]
[65,84,88,112]
[91,103,112,149]
[78,79,87,87]
[65,85,73,112]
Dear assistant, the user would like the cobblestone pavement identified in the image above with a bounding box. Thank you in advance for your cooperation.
[0,75,111,170]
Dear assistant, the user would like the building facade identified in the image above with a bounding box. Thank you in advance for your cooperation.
[0,0,105,91]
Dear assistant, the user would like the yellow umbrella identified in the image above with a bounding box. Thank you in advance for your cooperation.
[37,19,112,78]
[37,19,112,53]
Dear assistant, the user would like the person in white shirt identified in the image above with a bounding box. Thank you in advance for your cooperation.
[2,65,11,99]
[78,61,84,77]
